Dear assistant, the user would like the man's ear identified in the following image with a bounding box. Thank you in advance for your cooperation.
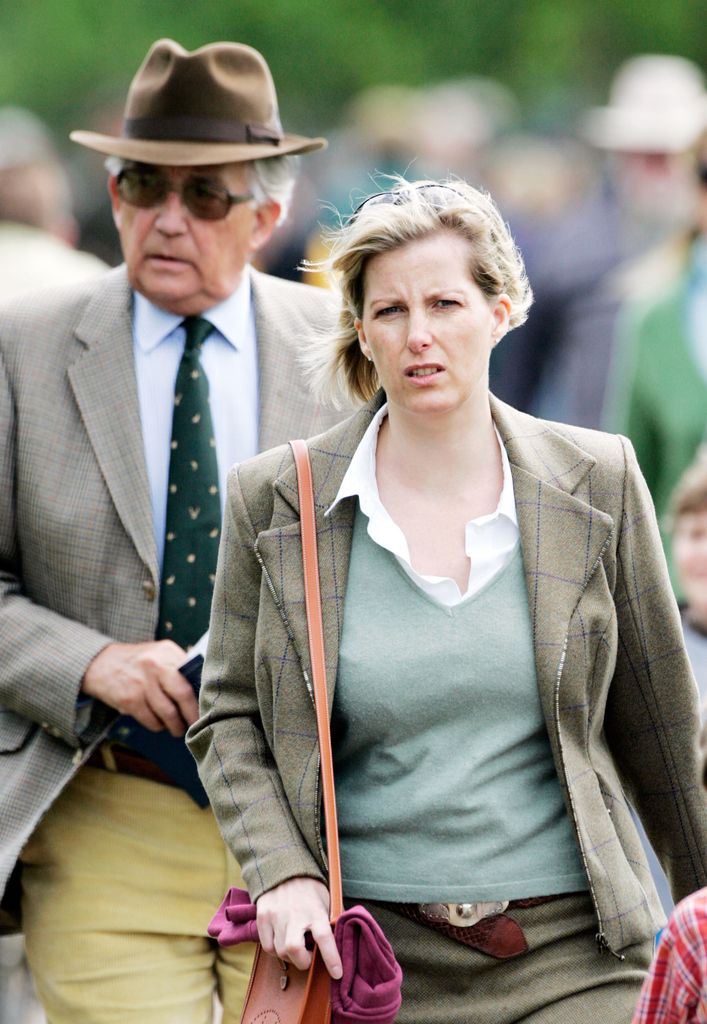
[248,200,281,256]
[108,176,122,229]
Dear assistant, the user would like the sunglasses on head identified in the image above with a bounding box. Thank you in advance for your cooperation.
[350,183,466,220]
[116,165,254,220]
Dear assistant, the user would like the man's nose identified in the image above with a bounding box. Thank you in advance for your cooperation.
[154,187,189,232]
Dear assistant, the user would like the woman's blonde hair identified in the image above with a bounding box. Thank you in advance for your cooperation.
[305,177,533,406]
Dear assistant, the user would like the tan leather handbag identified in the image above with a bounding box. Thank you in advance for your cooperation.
[239,439,344,1024]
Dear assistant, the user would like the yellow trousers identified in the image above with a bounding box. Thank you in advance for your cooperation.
[20,766,254,1024]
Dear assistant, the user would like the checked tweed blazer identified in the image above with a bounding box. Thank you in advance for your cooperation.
[189,391,707,955]
[0,264,343,922]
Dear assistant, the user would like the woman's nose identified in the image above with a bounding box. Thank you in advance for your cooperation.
[406,314,432,351]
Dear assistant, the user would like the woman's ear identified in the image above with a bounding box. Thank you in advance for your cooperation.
[491,294,512,345]
[355,317,372,361]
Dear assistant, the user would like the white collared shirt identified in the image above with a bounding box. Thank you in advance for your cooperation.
[133,269,259,568]
[327,403,520,607]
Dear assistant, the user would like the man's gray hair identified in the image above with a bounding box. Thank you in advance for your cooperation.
[249,156,297,220]
[105,155,296,221]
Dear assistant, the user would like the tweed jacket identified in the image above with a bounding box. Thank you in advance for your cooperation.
[189,391,707,955]
[0,264,342,920]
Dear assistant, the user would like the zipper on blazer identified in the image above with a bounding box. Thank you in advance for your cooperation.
[553,531,625,960]
[254,547,328,869]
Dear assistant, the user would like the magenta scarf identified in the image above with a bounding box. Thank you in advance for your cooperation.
[209,887,402,1023]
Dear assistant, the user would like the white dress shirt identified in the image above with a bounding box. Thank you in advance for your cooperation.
[327,403,519,607]
[133,268,259,568]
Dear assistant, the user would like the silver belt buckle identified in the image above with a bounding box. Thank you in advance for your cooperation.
[420,900,509,928]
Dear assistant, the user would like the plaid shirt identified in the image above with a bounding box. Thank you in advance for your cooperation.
[633,889,707,1023]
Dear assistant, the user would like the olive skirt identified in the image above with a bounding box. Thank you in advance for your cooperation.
[352,893,653,1024]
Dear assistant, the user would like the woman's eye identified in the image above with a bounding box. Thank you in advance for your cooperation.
[436,298,458,308]
[376,305,402,316]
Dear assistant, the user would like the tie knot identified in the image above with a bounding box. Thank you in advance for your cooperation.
[182,317,214,353]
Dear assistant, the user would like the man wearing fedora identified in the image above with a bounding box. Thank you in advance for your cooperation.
[0,38,341,1023]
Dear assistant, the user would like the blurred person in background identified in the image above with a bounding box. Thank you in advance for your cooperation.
[304,77,517,287]
[0,37,342,1024]
[491,55,706,429]
[669,448,707,702]
[0,106,105,299]
[410,76,519,184]
[607,127,707,589]
[302,84,423,287]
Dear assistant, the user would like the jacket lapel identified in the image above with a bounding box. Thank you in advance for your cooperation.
[68,267,158,586]
[491,396,614,727]
[255,400,382,714]
[251,270,335,451]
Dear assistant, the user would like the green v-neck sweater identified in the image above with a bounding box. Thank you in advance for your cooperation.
[331,505,588,902]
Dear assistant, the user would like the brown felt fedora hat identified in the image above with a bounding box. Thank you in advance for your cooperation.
[70,38,326,165]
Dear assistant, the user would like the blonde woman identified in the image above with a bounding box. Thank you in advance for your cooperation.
[188,180,707,1023]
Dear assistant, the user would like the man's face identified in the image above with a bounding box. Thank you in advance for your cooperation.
[109,161,280,315]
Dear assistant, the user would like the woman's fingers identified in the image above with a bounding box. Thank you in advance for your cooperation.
[256,916,275,955]
[256,877,342,978]
[309,919,343,979]
[278,922,314,971]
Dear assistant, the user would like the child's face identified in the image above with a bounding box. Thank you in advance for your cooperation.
[673,508,707,619]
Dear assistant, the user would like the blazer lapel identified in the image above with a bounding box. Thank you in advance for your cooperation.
[251,270,332,451]
[68,267,158,586]
[255,400,381,714]
[491,396,614,727]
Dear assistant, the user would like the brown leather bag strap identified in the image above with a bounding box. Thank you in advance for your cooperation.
[290,439,344,922]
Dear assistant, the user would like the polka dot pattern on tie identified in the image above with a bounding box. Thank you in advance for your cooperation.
[156,316,221,649]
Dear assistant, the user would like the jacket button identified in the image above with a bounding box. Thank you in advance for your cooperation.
[142,580,156,601]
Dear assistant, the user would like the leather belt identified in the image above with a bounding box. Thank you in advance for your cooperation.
[85,743,177,788]
[394,893,570,959]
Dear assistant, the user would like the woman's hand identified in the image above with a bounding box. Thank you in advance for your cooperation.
[256,877,343,980]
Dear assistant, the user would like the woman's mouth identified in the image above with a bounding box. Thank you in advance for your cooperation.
[406,366,443,378]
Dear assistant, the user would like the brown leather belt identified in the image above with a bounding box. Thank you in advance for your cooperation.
[85,743,177,788]
[393,893,571,959]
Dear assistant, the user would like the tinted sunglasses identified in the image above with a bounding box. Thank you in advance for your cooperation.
[351,183,465,220]
[116,166,253,220]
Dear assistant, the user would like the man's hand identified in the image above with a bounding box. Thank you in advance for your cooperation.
[82,640,197,735]
[256,877,342,980]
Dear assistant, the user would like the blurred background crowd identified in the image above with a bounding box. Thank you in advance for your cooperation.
[2,2,707,1020]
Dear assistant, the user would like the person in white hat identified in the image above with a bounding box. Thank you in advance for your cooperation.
[0,38,342,1024]
[491,54,707,430]
[0,106,106,299]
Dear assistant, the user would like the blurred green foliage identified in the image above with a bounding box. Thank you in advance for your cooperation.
[1,0,706,141]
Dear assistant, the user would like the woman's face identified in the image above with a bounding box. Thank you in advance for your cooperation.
[673,507,707,624]
[355,230,510,422]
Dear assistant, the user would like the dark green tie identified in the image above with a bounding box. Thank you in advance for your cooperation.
[156,316,221,649]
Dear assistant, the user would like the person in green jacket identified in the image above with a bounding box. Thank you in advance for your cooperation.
[608,132,707,591]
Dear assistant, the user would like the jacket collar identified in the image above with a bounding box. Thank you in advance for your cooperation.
[261,391,614,722]
[271,389,598,517]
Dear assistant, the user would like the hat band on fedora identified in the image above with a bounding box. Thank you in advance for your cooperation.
[123,115,282,146]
